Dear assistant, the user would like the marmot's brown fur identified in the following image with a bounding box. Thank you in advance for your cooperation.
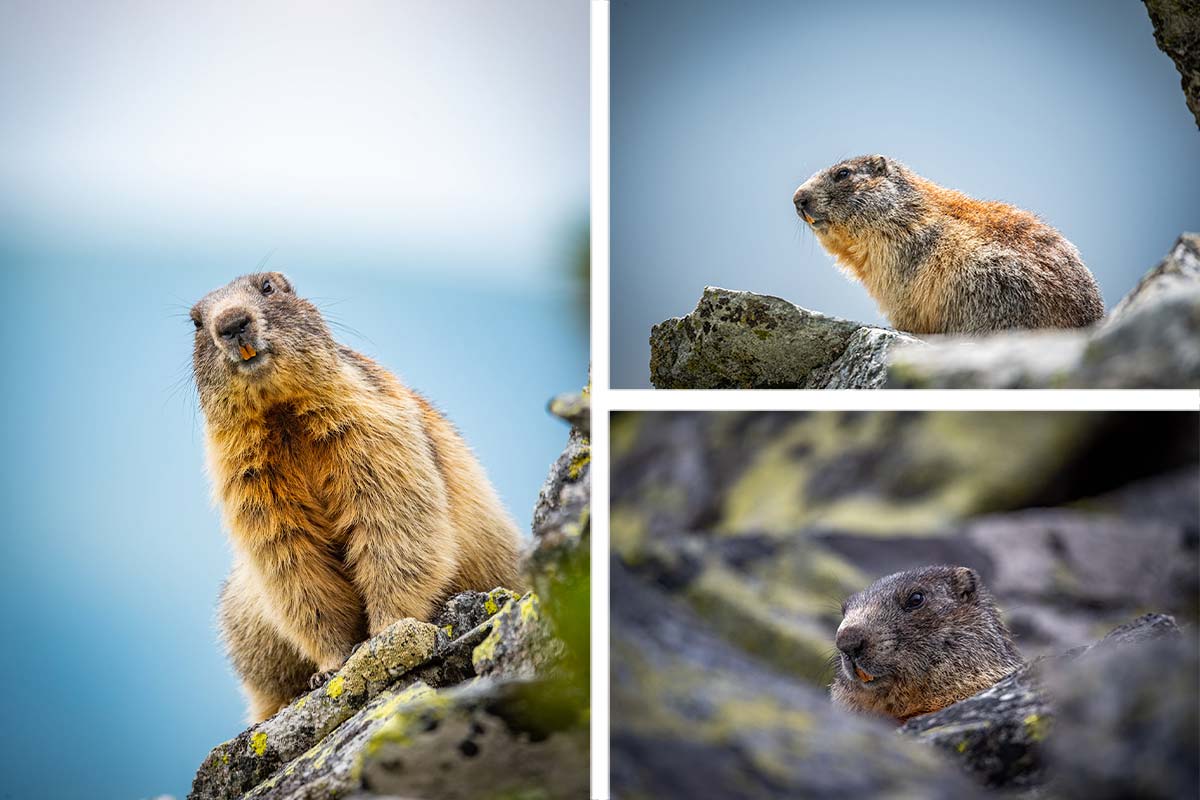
[830,565,1023,722]
[793,156,1104,334]
[190,272,522,722]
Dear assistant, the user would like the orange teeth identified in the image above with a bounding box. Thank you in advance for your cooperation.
[855,666,875,683]
[239,344,257,361]
[803,211,815,224]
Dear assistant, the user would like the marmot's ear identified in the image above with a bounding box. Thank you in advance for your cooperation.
[268,271,294,294]
[950,567,978,601]
[869,155,889,175]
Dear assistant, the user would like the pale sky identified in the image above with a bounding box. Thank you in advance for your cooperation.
[0,0,588,285]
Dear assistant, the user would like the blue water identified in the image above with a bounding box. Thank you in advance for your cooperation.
[0,254,585,799]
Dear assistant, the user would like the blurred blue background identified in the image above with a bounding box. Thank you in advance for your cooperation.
[0,1,587,798]
[611,0,1200,387]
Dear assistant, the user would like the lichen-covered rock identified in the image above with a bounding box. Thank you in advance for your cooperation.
[433,588,521,644]
[612,410,1113,539]
[189,612,489,800]
[899,614,1186,792]
[649,286,919,389]
[1144,0,1200,129]
[527,382,590,687]
[531,387,590,553]
[358,679,588,800]
[611,561,982,799]
[190,618,439,799]
[189,381,591,800]
[472,593,565,679]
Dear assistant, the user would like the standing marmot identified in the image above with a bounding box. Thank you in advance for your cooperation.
[793,155,1104,334]
[831,565,1023,722]
[190,272,523,722]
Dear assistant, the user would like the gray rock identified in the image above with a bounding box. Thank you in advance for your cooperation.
[1107,232,1200,321]
[964,509,1192,614]
[358,679,588,800]
[886,329,1090,389]
[1145,0,1200,129]
[1047,631,1199,800]
[1077,283,1200,389]
[611,561,981,800]
[649,286,919,389]
[527,382,590,687]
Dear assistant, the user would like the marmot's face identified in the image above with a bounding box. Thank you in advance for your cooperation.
[792,155,903,230]
[190,272,333,402]
[833,565,983,695]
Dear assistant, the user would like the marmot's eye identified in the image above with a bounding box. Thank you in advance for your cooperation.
[192,317,202,331]
[261,279,274,296]
[834,167,851,181]
[902,591,924,611]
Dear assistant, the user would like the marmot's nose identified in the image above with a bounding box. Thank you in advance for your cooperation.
[793,188,810,211]
[216,311,252,341]
[836,626,868,659]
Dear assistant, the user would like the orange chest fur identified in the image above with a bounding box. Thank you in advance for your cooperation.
[214,408,356,544]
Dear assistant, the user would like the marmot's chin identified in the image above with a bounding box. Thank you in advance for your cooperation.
[232,351,271,376]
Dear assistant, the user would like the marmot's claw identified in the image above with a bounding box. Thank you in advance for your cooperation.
[308,669,338,690]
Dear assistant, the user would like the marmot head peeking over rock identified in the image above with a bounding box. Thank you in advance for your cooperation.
[793,155,1104,335]
[831,565,1022,723]
[190,272,523,723]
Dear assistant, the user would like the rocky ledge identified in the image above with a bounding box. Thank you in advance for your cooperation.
[900,612,1194,795]
[649,233,1200,389]
[188,387,590,800]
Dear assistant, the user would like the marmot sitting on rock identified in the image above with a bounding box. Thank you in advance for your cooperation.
[190,272,523,722]
[793,155,1104,334]
[831,565,1023,722]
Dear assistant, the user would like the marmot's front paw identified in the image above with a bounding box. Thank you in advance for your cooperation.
[308,669,338,690]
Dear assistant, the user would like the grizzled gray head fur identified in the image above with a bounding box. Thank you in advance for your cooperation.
[190,272,340,414]
[831,565,1022,722]
[792,154,923,232]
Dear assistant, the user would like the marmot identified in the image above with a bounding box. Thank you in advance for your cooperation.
[190,272,523,722]
[831,565,1022,722]
[792,155,1104,334]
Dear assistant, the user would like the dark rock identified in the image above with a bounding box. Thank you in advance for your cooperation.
[1144,0,1200,129]
[899,614,1189,793]
[611,560,981,800]
[1046,628,1198,799]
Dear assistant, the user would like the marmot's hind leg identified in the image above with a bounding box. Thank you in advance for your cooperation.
[219,563,316,723]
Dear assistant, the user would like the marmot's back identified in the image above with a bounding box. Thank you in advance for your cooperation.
[793,155,1104,335]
